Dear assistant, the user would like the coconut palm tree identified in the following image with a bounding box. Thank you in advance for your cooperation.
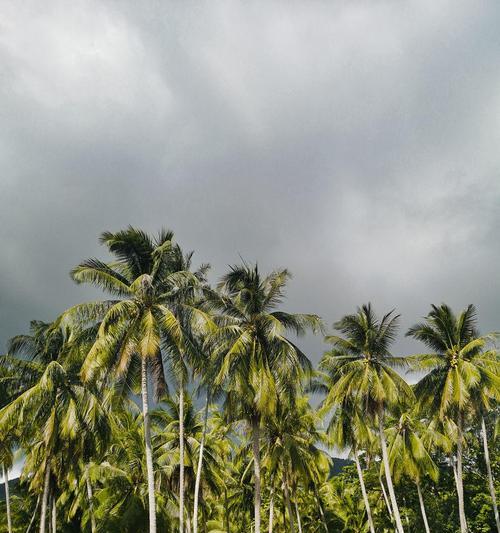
[478,412,500,533]
[0,355,108,533]
[386,409,451,533]
[263,395,330,533]
[325,397,376,533]
[321,303,413,533]
[1,320,76,533]
[88,408,170,532]
[0,428,15,533]
[407,304,500,533]
[205,264,322,533]
[70,227,211,533]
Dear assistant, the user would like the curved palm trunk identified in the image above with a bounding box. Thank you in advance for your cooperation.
[252,416,262,533]
[378,409,404,533]
[416,482,430,533]
[51,494,56,533]
[85,464,96,533]
[39,462,51,533]
[3,464,12,533]
[141,357,157,533]
[268,486,274,533]
[294,500,303,533]
[179,384,185,533]
[455,412,468,533]
[283,470,295,533]
[193,393,210,533]
[26,495,40,533]
[481,416,500,532]
[354,453,375,533]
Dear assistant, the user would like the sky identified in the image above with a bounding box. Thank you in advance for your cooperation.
[2,0,500,375]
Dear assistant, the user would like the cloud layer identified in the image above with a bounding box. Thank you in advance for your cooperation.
[2,1,500,363]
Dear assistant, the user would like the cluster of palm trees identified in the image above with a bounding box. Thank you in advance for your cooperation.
[0,226,498,533]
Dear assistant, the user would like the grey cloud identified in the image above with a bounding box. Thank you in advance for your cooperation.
[1,0,500,366]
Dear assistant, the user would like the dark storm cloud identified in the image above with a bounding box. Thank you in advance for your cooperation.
[2,0,500,366]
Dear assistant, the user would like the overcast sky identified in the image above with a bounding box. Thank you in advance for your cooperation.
[2,1,500,368]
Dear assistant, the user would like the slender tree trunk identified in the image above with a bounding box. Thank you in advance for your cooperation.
[314,485,329,533]
[179,384,185,533]
[85,464,96,533]
[380,476,393,520]
[26,495,40,533]
[224,487,230,533]
[416,482,430,533]
[3,464,12,533]
[252,416,262,533]
[48,494,52,533]
[455,412,468,533]
[193,393,210,533]
[51,494,56,533]
[39,462,51,533]
[186,508,191,533]
[268,486,274,533]
[451,455,458,485]
[283,470,295,533]
[481,416,500,532]
[294,500,303,533]
[378,409,404,533]
[141,357,157,533]
[354,453,375,533]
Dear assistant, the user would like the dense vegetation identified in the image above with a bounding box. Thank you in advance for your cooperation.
[0,227,498,533]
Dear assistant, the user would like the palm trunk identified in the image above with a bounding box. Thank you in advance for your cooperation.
[3,464,12,533]
[85,464,96,533]
[268,485,274,533]
[51,494,56,533]
[380,476,393,520]
[456,412,468,533]
[225,487,230,533]
[283,470,295,533]
[48,494,52,533]
[39,461,51,533]
[314,485,329,533]
[26,495,40,533]
[141,357,157,533]
[416,482,430,533]
[354,453,375,533]
[179,384,185,533]
[378,408,404,533]
[252,416,262,533]
[294,500,303,533]
[481,416,500,532]
[193,393,210,533]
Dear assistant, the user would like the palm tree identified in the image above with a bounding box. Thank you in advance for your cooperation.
[321,303,413,533]
[0,432,14,533]
[263,395,330,533]
[0,363,18,533]
[1,320,73,533]
[479,413,500,533]
[386,409,450,533]
[70,227,211,533]
[325,397,376,533]
[407,304,500,533]
[206,264,322,533]
[88,408,169,532]
[0,357,107,533]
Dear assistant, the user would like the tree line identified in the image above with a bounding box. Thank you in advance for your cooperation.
[0,226,498,533]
